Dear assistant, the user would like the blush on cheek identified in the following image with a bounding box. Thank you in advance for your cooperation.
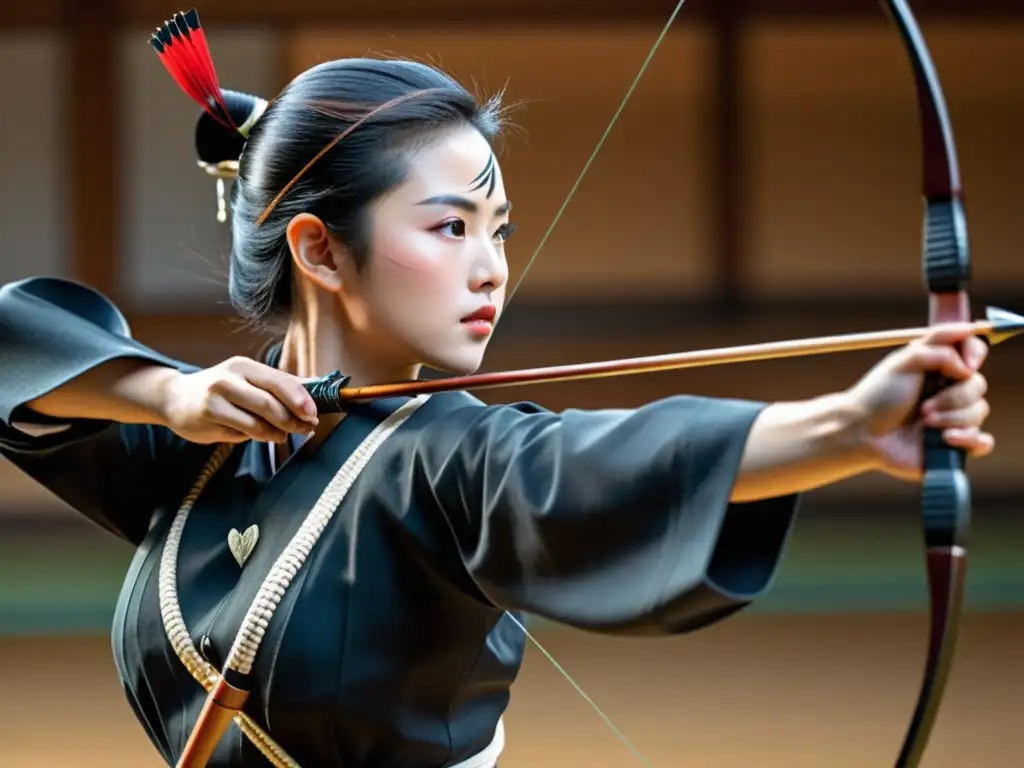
[377,241,451,306]
[376,234,437,273]
[373,234,456,325]
[380,249,430,273]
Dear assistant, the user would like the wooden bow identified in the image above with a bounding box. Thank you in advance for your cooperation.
[882,1,973,765]
[301,1,1004,765]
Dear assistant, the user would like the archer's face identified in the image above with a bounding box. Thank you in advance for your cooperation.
[353,125,513,376]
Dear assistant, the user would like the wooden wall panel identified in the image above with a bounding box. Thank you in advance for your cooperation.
[0,2,62,28]
[744,22,1024,298]
[0,33,68,283]
[5,0,1024,28]
[117,27,279,308]
[285,26,717,301]
[68,0,120,297]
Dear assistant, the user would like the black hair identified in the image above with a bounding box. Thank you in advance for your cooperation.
[195,59,506,328]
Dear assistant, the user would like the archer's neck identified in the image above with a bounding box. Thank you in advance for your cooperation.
[278,304,421,388]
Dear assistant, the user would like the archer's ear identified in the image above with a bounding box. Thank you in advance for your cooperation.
[285,213,348,293]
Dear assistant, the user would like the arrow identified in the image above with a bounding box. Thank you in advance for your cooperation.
[305,306,1023,408]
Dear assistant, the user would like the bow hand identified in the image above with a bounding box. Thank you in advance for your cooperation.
[845,324,993,483]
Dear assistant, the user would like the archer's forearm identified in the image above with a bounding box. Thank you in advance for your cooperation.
[731,392,877,503]
[25,358,179,427]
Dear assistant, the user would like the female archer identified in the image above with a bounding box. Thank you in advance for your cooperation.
[0,9,994,768]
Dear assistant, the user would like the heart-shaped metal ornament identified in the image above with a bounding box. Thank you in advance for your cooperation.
[227,524,259,568]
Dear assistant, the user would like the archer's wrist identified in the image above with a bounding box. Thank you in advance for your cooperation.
[827,389,884,473]
[107,361,183,428]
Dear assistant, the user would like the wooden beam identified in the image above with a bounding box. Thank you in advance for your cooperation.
[711,2,744,307]
[66,0,120,300]
[4,0,1023,30]
[117,0,1024,26]
[737,0,1024,21]
[0,1,61,29]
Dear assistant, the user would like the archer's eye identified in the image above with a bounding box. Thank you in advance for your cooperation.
[434,219,466,239]
[494,222,517,242]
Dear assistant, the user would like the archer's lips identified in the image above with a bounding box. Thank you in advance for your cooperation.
[461,305,497,323]
[461,305,496,338]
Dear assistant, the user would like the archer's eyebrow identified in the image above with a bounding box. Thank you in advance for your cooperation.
[415,194,512,216]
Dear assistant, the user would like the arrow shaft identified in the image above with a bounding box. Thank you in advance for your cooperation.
[336,319,998,401]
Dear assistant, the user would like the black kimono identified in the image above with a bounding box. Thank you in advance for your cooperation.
[0,276,799,767]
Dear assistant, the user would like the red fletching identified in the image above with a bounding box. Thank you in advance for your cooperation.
[150,8,237,132]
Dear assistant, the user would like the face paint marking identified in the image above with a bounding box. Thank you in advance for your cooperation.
[467,154,497,199]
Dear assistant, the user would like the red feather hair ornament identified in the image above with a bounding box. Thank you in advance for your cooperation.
[150,8,237,133]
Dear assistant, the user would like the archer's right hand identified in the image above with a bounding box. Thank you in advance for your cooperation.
[158,356,319,444]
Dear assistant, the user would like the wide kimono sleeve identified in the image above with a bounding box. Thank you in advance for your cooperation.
[422,396,800,636]
[0,276,199,545]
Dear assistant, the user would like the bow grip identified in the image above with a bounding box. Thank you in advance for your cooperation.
[921,196,971,552]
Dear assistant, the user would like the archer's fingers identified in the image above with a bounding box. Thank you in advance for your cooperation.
[942,427,995,458]
[223,377,315,436]
[923,398,991,430]
[962,335,989,370]
[921,373,988,414]
[236,360,319,424]
[918,323,981,348]
[206,394,290,444]
[915,325,987,371]
[203,426,252,445]
[899,343,974,381]
[181,423,251,445]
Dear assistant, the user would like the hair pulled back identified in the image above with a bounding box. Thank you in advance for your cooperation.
[152,10,505,327]
[228,60,504,324]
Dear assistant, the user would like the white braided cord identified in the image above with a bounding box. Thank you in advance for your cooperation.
[157,396,428,767]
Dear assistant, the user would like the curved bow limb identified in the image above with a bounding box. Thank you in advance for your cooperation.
[491,0,976,763]
[297,3,994,765]
[495,1,972,764]
[881,1,974,766]
[296,2,993,765]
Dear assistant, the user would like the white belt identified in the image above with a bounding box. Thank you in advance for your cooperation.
[448,717,505,768]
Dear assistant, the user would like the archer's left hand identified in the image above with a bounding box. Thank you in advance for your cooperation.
[846,324,993,482]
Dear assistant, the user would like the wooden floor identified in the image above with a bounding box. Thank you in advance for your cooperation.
[2,612,1021,767]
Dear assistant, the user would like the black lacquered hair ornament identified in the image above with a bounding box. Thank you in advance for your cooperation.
[302,371,352,414]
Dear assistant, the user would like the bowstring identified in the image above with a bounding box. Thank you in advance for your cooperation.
[494,1,689,764]
[501,0,690,311]
[505,613,653,767]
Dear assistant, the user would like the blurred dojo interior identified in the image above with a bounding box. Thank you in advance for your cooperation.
[0,1,1022,765]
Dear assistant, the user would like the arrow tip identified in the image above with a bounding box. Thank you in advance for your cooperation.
[985,306,1024,345]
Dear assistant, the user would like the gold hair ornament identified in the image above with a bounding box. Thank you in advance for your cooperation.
[197,96,267,222]
[197,160,238,223]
